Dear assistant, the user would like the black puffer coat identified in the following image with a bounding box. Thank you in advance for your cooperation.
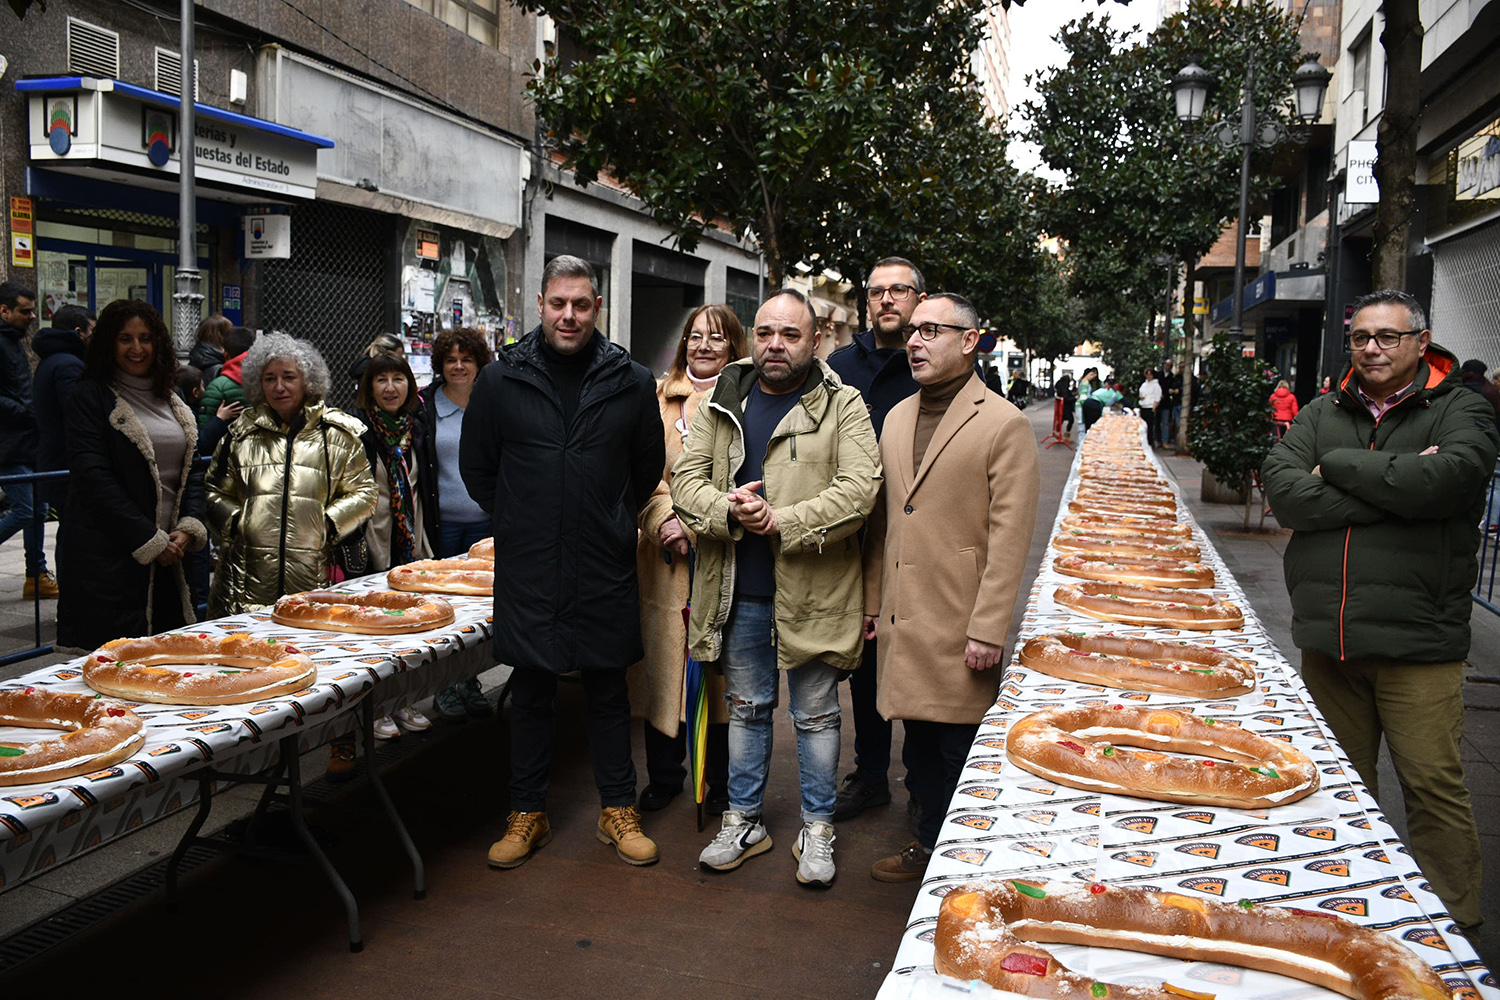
[30,326,87,508]
[460,330,665,672]
[56,378,208,650]
[1,320,36,466]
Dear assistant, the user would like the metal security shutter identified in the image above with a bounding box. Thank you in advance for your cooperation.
[258,203,391,409]
[1430,221,1500,369]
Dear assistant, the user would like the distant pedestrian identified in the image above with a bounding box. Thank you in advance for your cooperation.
[189,314,233,386]
[1262,289,1497,940]
[31,304,94,515]
[1054,373,1076,440]
[199,325,256,433]
[1318,374,1332,395]
[1458,359,1500,429]
[1158,359,1181,444]
[0,280,55,599]
[1138,367,1162,446]
[1268,378,1299,438]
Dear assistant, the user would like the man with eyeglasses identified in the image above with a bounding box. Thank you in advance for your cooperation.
[0,280,57,600]
[827,256,925,824]
[672,288,880,887]
[1263,288,1498,942]
[861,292,1039,881]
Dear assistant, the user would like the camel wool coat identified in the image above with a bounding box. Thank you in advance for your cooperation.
[628,371,728,736]
[864,374,1040,724]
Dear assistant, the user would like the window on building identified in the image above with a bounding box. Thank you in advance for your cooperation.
[1350,30,1371,125]
[404,0,499,47]
[1270,176,1303,248]
[1305,145,1330,218]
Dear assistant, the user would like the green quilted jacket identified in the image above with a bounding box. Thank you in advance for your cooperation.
[1262,343,1500,663]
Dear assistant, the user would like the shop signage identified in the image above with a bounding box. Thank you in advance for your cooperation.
[416,228,440,260]
[9,197,34,268]
[1346,140,1379,205]
[1455,124,1500,202]
[24,80,328,201]
[244,214,291,258]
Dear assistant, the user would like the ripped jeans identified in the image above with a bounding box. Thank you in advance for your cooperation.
[720,597,841,824]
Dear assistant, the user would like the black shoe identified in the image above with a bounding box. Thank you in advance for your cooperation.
[833,772,892,821]
[638,782,682,812]
[705,787,730,816]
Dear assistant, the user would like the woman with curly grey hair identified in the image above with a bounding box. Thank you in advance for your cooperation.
[204,333,377,616]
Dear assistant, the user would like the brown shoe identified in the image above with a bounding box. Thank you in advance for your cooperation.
[488,811,552,869]
[23,572,59,599]
[596,805,659,866]
[326,739,357,782]
[871,840,932,883]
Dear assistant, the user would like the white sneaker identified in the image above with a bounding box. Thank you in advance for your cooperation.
[698,810,773,871]
[792,821,836,888]
[372,715,401,740]
[392,706,432,732]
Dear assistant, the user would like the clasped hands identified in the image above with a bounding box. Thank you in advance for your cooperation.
[154,529,192,567]
[727,480,779,536]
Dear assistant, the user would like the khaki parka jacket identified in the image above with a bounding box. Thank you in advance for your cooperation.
[670,357,881,672]
[205,401,378,616]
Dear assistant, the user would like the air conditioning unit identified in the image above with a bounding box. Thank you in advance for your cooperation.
[67,16,120,79]
[155,48,200,100]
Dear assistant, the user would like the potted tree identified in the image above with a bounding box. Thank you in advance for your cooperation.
[1187,333,1278,526]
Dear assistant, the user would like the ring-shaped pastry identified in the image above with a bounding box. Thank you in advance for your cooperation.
[386,558,494,596]
[934,880,1449,1000]
[271,590,456,634]
[1055,581,1242,630]
[83,633,317,705]
[1052,553,1215,589]
[1019,631,1253,696]
[1005,704,1318,808]
[467,537,494,561]
[1069,498,1178,519]
[1059,515,1191,540]
[0,686,145,785]
[1053,533,1202,561]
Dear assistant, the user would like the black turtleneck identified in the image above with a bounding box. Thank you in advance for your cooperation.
[539,335,598,428]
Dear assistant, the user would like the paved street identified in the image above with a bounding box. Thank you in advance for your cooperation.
[0,402,1496,994]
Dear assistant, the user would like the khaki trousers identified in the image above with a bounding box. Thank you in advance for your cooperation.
[1300,649,1482,931]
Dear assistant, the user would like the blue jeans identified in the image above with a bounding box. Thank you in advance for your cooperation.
[0,463,48,576]
[721,597,841,824]
[438,518,491,559]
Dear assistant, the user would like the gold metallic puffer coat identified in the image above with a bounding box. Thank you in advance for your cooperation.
[205,401,377,616]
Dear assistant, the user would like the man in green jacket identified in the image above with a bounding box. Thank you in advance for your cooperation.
[1262,289,1498,939]
[672,288,880,888]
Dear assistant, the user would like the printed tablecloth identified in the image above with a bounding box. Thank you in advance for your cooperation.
[879,414,1496,1000]
[0,572,494,889]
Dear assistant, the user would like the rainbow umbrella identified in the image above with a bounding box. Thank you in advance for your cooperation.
[680,551,711,831]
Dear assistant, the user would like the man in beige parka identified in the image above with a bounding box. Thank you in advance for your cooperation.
[671,288,880,888]
[862,292,1040,882]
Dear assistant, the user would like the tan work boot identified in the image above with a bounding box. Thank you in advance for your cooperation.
[597,805,659,866]
[23,572,59,599]
[487,811,552,869]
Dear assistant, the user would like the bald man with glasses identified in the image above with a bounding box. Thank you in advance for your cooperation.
[1263,288,1499,941]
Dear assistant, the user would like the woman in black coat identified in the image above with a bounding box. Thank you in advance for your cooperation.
[55,300,207,652]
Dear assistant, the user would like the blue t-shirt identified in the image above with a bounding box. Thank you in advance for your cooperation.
[734,380,803,598]
[434,389,490,524]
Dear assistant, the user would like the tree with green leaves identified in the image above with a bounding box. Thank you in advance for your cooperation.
[1188,332,1278,525]
[523,0,1014,287]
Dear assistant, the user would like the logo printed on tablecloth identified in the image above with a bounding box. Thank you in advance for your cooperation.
[942,847,991,865]
[1176,843,1220,859]
[1402,928,1450,951]
[969,761,1006,774]
[1294,825,1336,841]
[1382,884,1415,902]
[1112,850,1157,867]
[1073,833,1100,848]
[1013,841,1054,857]
[1174,810,1216,824]
[960,785,1000,800]
[1017,810,1057,826]
[1236,833,1280,851]
[952,815,995,831]
[1114,816,1157,834]
[1319,897,1368,916]
[1441,981,1480,1000]
[1020,785,1057,796]
[1073,803,1101,816]
[1245,867,1291,885]
[1178,876,1227,895]
[1306,859,1350,877]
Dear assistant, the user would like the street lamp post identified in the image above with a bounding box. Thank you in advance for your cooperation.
[173,0,203,357]
[1172,52,1331,344]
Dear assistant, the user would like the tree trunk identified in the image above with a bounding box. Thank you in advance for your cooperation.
[1177,259,1197,454]
[1373,0,1423,291]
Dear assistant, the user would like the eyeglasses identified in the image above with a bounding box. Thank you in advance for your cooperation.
[1347,330,1419,350]
[686,332,728,346]
[868,283,917,302]
[901,322,971,341]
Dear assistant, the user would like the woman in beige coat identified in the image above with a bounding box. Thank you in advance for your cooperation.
[629,305,744,813]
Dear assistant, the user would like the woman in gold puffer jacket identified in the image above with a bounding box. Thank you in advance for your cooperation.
[205,333,377,615]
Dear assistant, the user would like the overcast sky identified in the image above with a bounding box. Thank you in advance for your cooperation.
[1006,0,1159,182]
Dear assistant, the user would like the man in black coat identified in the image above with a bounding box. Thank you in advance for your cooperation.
[462,255,666,870]
[31,304,94,513]
[826,255,923,823]
[0,280,56,599]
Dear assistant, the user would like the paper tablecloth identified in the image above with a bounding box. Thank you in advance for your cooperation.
[878,414,1496,1000]
[0,572,494,888]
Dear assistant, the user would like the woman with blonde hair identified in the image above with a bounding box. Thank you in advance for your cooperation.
[205,333,377,616]
[628,304,744,812]
[1269,378,1299,439]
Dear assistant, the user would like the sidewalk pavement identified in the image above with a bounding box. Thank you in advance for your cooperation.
[0,404,1494,994]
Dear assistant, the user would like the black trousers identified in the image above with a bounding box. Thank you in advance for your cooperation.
[509,665,637,812]
[1081,399,1104,429]
[644,719,729,793]
[1139,405,1156,445]
[850,639,892,783]
[903,719,979,849]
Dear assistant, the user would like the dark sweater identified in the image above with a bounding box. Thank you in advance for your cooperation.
[540,335,597,428]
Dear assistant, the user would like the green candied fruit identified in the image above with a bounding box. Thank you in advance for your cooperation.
[0,747,24,757]
[1102,746,1116,757]
[94,693,104,699]
[1203,718,1216,725]
[1237,898,1255,910]
[267,638,278,644]
[1188,668,1215,675]
[1092,984,1108,998]
[1011,881,1048,899]
[382,609,407,615]
[218,669,242,674]
[1249,765,1280,779]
